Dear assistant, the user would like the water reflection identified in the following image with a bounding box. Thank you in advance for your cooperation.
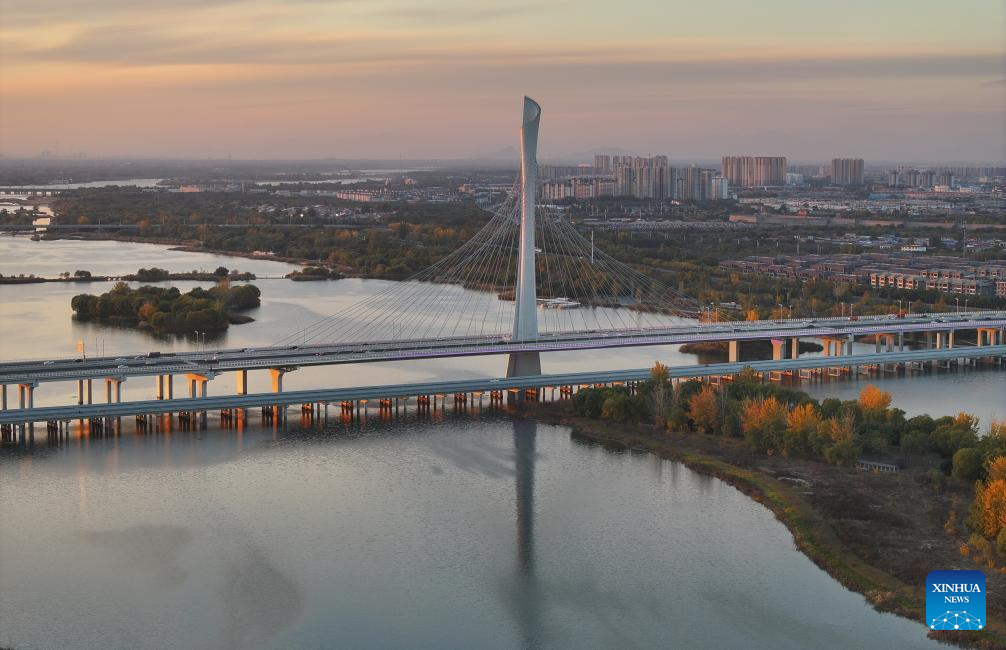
[510,418,543,648]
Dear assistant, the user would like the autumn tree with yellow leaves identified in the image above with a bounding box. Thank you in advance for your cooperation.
[858,384,892,416]
[688,385,721,434]
[740,396,788,452]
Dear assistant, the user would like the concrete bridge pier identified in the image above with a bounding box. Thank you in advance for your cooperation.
[816,338,841,374]
[155,374,174,414]
[269,368,294,423]
[728,340,740,363]
[186,373,211,427]
[81,378,93,405]
[18,382,35,410]
[1,384,6,411]
[978,328,1003,365]
[186,374,209,399]
[17,382,36,434]
[104,377,124,404]
[236,369,248,395]
[934,330,955,350]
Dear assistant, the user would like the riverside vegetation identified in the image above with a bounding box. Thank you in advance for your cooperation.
[543,364,1006,648]
[71,279,260,335]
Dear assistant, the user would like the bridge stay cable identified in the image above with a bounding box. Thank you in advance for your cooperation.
[275,185,724,348]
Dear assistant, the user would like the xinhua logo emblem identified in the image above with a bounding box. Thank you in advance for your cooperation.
[927,570,986,631]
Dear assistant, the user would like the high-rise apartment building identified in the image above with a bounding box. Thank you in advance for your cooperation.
[676,165,718,201]
[615,164,635,196]
[831,158,864,185]
[721,155,787,187]
[593,154,611,174]
[711,176,730,200]
[611,155,672,199]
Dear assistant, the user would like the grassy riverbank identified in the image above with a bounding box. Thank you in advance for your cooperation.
[525,403,1006,649]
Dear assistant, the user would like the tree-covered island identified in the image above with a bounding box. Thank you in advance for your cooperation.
[71,280,260,335]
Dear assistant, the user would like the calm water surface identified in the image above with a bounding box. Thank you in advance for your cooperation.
[1,415,938,649]
[0,237,989,648]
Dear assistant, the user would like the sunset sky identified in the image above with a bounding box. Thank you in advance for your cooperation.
[1,0,1003,162]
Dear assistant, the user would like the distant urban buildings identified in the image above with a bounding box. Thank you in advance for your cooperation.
[535,150,1002,203]
[675,165,725,201]
[830,158,864,185]
[538,154,737,202]
[721,252,1006,298]
[721,156,787,187]
[888,168,937,189]
[711,175,730,200]
[541,155,685,201]
[615,156,672,199]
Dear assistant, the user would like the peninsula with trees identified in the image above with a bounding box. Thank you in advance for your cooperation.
[533,366,1006,648]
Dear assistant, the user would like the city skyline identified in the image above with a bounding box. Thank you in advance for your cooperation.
[1,0,1003,161]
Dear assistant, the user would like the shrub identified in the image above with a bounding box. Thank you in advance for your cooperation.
[952,447,984,481]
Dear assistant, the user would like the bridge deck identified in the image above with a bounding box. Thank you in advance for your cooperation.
[3,345,1004,425]
[2,311,1005,385]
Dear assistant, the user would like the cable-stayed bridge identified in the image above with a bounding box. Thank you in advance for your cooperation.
[2,97,1005,428]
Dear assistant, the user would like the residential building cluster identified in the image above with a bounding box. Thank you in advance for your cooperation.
[332,187,459,203]
[721,252,1006,298]
[540,155,729,201]
[531,151,1001,206]
[720,156,787,187]
[830,158,864,185]
[887,165,1006,189]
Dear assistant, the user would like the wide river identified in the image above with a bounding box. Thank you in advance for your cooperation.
[3,236,997,648]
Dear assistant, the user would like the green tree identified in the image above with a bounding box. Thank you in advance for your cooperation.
[601,395,632,423]
[952,447,984,481]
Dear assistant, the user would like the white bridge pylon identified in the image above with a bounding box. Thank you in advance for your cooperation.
[507,96,544,379]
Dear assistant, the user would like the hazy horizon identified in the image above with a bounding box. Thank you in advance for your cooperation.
[2,0,1003,162]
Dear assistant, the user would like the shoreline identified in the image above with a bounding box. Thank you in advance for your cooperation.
[38,232,314,268]
[525,404,1006,649]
